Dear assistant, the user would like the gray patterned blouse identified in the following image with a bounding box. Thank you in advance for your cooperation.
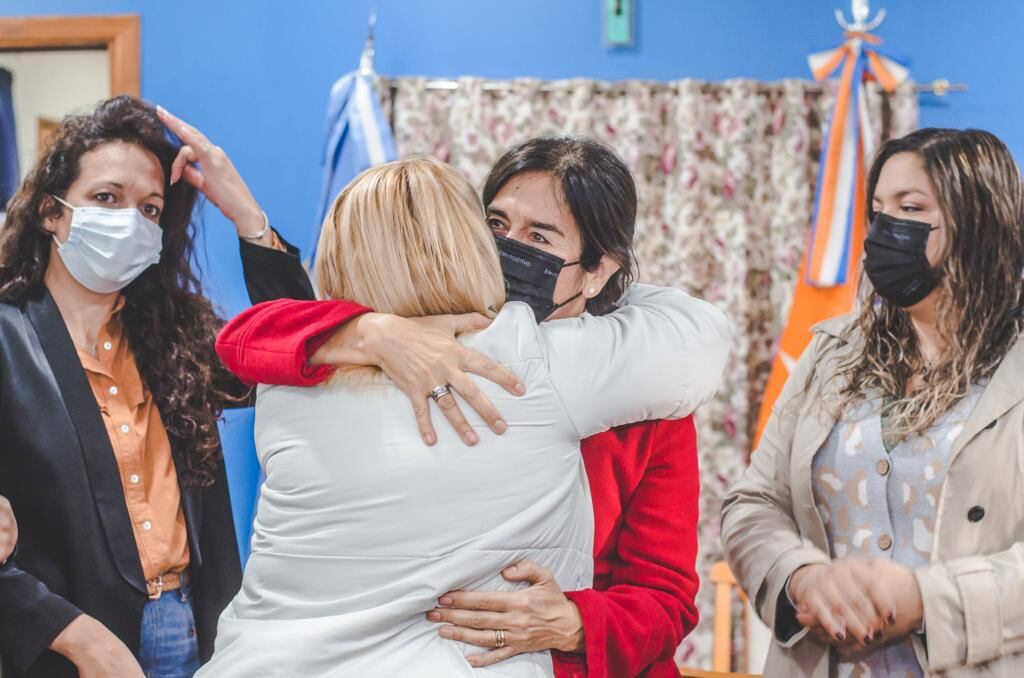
[811,385,984,678]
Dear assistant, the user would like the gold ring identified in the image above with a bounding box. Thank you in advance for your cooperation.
[493,629,506,648]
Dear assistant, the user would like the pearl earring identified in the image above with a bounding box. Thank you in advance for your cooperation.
[587,287,596,296]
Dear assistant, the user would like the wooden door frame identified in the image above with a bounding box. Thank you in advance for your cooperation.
[0,15,140,96]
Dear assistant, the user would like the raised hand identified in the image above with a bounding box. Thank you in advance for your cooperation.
[155,106,268,241]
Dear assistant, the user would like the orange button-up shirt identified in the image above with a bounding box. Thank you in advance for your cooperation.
[75,300,190,587]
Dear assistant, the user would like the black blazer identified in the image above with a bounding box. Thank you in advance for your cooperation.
[0,236,310,677]
[238,232,315,303]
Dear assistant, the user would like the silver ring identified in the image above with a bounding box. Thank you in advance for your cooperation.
[429,385,452,402]
[493,629,506,648]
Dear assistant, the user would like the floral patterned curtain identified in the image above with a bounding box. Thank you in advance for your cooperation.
[378,76,918,669]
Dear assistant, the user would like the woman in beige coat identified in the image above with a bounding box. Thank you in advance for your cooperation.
[722,128,1024,677]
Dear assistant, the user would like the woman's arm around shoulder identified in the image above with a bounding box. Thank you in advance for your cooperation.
[215,298,373,387]
[535,283,732,439]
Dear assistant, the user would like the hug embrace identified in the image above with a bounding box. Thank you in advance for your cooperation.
[1,94,1023,678]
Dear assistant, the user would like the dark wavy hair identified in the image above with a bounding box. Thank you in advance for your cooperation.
[830,128,1024,438]
[482,136,637,315]
[0,95,232,487]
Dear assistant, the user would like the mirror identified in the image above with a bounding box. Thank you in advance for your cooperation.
[0,15,138,222]
[0,49,110,176]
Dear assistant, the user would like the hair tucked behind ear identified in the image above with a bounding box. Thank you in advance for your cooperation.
[825,128,1024,438]
[482,136,637,316]
[0,95,236,487]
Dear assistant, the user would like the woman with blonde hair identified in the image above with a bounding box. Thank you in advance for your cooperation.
[199,156,730,677]
[722,128,1024,676]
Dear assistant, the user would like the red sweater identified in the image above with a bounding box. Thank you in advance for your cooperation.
[216,300,701,678]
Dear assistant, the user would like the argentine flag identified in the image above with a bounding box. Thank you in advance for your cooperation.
[311,71,397,262]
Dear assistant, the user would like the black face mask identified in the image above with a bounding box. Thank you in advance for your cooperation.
[863,212,940,308]
[494,235,581,322]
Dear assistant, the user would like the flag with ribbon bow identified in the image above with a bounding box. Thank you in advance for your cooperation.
[753,32,909,447]
[805,32,909,287]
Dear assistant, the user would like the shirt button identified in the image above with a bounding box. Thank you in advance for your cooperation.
[103,341,113,351]
[109,386,119,395]
[968,506,986,522]
[878,534,893,550]
[130,474,140,484]
[142,521,152,531]
[876,459,891,476]
[120,424,131,434]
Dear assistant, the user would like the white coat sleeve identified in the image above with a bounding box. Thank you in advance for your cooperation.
[536,283,731,439]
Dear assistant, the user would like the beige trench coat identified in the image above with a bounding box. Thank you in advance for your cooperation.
[721,315,1024,677]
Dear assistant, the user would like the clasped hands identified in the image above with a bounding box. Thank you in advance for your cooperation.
[788,558,924,659]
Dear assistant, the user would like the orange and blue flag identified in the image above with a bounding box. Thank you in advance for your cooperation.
[753,33,908,448]
[805,33,908,287]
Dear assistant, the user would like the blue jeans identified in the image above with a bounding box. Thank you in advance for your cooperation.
[139,582,200,678]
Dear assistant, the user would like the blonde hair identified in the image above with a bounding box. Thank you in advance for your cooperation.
[314,156,505,320]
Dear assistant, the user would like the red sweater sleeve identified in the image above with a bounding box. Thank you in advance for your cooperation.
[216,299,372,387]
[557,418,701,678]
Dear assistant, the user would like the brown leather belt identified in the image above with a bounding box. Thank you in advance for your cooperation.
[147,570,190,600]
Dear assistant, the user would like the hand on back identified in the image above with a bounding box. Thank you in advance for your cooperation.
[314,312,526,446]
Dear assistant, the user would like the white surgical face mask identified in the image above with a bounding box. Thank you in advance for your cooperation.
[50,194,163,294]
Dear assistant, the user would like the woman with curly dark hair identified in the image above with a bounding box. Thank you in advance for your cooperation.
[723,128,1024,676]
[0,95,289,678]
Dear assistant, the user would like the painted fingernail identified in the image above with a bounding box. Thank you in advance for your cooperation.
[463,431,478,445]
[494,419,507,434]
[427,611,441,622]
[439,627,454,639]
[439,597,452,606]
[514,383,526,395]
[835,631,846,641]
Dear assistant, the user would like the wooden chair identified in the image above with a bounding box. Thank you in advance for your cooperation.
[677,561,760,678]
[679,670,760,678]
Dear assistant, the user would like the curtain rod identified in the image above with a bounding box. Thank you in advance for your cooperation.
[387,78,966,97]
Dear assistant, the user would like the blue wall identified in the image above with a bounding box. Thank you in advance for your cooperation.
[4,0,1022,314]
[4,0,1022,553]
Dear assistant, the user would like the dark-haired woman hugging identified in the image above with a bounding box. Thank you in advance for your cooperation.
[0,96,289,678]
